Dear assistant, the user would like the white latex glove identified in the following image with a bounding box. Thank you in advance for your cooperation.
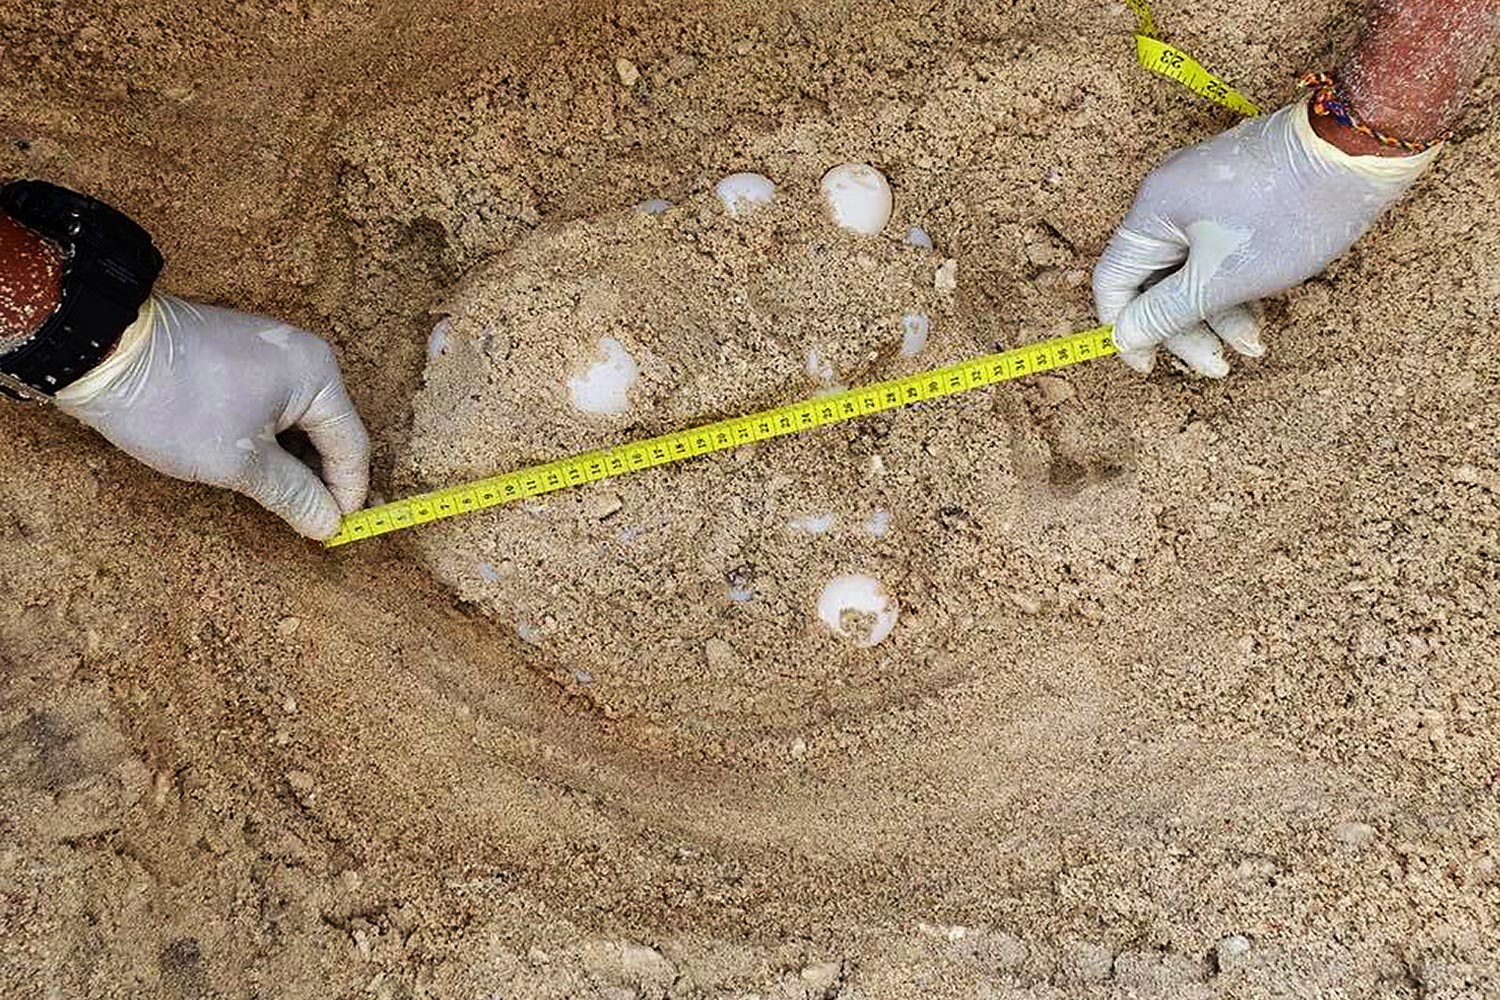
[1093,97,1439,377]
[56,294,370,540]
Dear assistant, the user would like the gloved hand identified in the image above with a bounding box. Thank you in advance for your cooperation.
[56,294,370,540]
[1093,97,1438,377]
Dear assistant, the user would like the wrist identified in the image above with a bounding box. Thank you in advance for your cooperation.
[1301,72,1449,157]
[0,181,163,401]
[54,295,156,408]
[1291,96,1439,184]
[1308,102,1418,158]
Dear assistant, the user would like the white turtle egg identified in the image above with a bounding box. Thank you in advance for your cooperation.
[427,318,452,361]
[788,512,837,535]
[906,225,934,249]
[637,198,673,215]
[568,337,639,415]
[805,347,836,384]
[820,163,893,236]
[715,173,777,216]
[817,574,899,647]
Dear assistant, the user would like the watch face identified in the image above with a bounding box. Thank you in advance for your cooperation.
[0,212,65,343]
[0,181,161,399]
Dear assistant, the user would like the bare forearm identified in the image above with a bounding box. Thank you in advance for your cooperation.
[1317,0,1500,154]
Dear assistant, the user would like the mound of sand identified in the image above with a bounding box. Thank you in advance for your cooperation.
[404,181,1152,733]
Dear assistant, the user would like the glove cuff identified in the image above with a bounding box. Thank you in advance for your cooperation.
[55,294,158,408]
[1291,96,1440,184]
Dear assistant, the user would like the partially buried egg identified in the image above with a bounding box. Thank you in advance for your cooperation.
[714,172,777,216]
[567,337,639,415]
[817,574,900,647]
[821,163,893,236]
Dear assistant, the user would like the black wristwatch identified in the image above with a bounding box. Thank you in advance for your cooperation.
[0,180,163,401]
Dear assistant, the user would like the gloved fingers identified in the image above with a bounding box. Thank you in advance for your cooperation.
[1116,342,1157,375]
[1092,225,1188,324]
[1206,304,1265,359]
[239,445,346,541]
[1110,260,1224,363]
[298,378,371,515]
[1163,325,1230,379]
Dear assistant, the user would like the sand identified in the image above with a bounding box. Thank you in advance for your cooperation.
[2,1,1497,998]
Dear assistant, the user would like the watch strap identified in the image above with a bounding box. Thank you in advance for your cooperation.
[0,180,163,400]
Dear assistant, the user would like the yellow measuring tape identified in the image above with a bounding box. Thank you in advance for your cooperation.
[1126,0,1261,116]
[326,2,1259,548]
[328,328,1117,547]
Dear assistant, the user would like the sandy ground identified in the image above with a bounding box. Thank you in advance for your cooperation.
[2,1,1498,997]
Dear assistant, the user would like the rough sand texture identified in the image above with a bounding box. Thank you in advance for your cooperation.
[2,1,1498,998]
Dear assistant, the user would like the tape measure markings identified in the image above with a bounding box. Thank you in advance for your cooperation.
[1129,0,1261,117]
[325,327,1117,547]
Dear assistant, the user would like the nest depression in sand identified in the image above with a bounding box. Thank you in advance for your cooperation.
[403,166,1149,732]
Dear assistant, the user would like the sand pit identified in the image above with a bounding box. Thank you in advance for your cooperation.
[2,1,1498,997]
[403,178,1154,733]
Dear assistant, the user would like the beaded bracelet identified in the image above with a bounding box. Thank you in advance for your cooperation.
[1299,72,1450,153]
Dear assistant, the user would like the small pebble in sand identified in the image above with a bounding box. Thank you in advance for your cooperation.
[715,172,776,216]
[1034,374,1076,406]
[517,622,544,646]
[568,337,639,415]
[901,313,930,357]
[821,163,893,235]
[935,258,958,291]
[704,638,736,671]
[726,564,756,604]
[817,574,899,647]
[585,491,624,520]
[615,57,640,87]
[1060,941,1114,985]
[906,225,934,249]
[1216,935,1252,973]
[800,962,843,991]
